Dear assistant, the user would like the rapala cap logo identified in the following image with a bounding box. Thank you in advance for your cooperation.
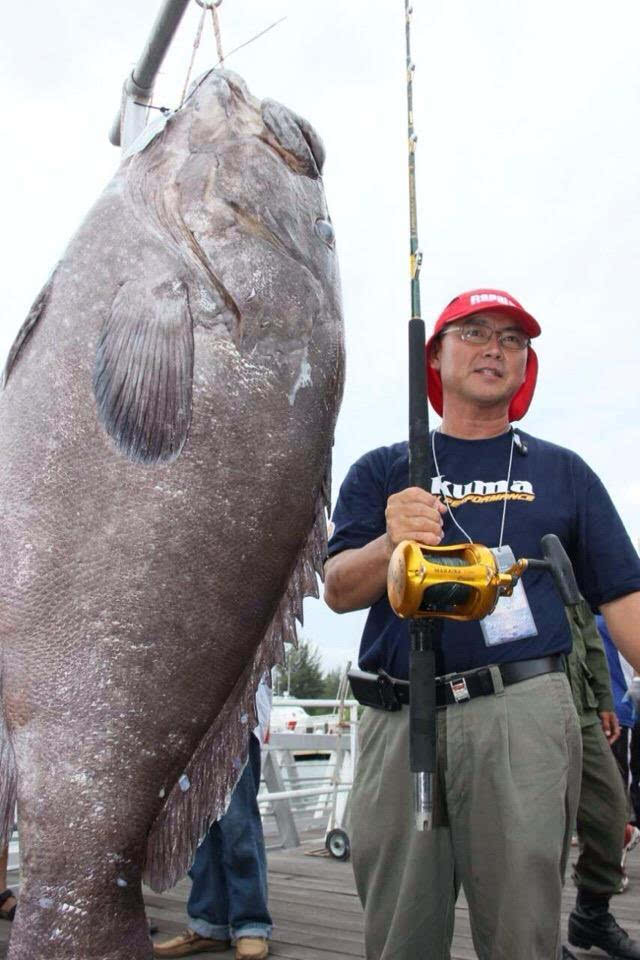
[469,293,517,308]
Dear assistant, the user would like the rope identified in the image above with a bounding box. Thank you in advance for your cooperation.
[179,2,287,109]
[210,4,224,65]
[180,2,208,107]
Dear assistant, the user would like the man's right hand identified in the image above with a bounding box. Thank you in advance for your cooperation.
[385,486,447,553]
[324,488,447,614]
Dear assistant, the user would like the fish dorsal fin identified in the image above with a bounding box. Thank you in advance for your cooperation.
[93,278,194,464]
[2,269,57,389]
[143,469,332,892]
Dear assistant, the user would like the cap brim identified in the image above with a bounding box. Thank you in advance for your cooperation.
[465,303,540,338]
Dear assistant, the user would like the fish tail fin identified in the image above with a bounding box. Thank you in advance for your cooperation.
[143,477,330,892]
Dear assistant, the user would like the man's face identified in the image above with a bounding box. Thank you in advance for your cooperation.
[429,312,528,411]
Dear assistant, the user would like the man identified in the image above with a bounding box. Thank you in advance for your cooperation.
[324,288,640,960]
[566,600,640,958]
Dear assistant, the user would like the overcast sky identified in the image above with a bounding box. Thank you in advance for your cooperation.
[1,1,639,673]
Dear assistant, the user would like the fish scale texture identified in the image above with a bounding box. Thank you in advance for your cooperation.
[0,68,344,960]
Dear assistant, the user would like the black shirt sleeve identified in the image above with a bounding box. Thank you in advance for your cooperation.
[327,448,389,558]
[570,455,640,608]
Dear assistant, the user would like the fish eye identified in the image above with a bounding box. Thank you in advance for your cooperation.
[315,218,335,247]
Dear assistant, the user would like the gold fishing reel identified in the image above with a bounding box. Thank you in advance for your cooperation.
[387,541,529,621]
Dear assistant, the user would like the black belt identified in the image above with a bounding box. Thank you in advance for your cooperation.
[348,655,564,713]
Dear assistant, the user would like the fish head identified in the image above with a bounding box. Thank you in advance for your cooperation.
[130,69,343,380]
[93,69,344,465]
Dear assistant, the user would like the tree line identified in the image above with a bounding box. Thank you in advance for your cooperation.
[272,638,345,701]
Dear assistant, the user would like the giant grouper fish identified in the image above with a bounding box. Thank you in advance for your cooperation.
[0,68,344,959]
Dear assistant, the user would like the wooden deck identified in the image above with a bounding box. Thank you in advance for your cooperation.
[1,839,640,957]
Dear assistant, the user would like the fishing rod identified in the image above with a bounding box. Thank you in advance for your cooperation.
[403,0,440,832]
[397,4,582,835]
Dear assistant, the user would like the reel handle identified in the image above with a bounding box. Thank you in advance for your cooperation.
[523,534,581,606]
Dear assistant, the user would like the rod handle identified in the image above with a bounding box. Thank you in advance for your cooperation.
[409,643,437,772]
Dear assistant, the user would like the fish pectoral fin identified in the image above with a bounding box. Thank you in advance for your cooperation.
[261,99,325,178]
[93,278,194,464]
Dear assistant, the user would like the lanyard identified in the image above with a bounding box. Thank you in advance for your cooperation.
[430,428,517,549]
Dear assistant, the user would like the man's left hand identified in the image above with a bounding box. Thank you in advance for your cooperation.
[599,710,620,744]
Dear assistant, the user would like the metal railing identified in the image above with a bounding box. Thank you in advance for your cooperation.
[259,698,359,851]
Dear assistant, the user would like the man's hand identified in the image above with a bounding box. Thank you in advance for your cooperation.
[599,710,620,744]
[325,488,448,614]
[385,487,447,551]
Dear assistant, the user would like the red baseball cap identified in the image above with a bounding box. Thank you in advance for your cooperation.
[425,288,541,421]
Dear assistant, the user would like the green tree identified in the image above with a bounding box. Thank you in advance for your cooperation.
[321,667,343,700]
[280,638,325,700]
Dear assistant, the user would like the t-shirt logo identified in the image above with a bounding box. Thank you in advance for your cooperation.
[430,475,535,508]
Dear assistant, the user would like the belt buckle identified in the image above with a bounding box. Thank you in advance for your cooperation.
[449,676,470,703]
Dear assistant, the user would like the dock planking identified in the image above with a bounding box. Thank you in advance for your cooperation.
[1,843,639,958]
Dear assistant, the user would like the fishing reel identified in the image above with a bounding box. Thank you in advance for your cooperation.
[387,533,580,621]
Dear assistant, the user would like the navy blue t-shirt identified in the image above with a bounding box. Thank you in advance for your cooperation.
[328,430,640,679]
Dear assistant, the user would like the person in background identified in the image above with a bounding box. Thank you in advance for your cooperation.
[565,600,640,958]
[0,843,16,922]
[596,613,640,887]
[153,679,273,960]
[629,684,640,828]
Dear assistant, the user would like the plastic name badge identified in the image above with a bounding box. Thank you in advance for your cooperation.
[480,545,538,647]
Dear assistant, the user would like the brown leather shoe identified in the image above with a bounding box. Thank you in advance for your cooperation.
[153,929,230,958]
[234,937,268,960]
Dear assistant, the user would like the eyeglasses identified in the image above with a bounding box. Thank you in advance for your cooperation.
[440,321,530,352]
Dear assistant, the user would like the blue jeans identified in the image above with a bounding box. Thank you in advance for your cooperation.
[187,733,272,941]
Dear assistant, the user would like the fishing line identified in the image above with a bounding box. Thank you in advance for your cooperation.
[212,16,287,67]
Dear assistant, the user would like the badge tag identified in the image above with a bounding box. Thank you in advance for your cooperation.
[480,545,538,647]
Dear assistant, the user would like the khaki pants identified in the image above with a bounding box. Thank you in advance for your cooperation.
[349,671,582,960]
